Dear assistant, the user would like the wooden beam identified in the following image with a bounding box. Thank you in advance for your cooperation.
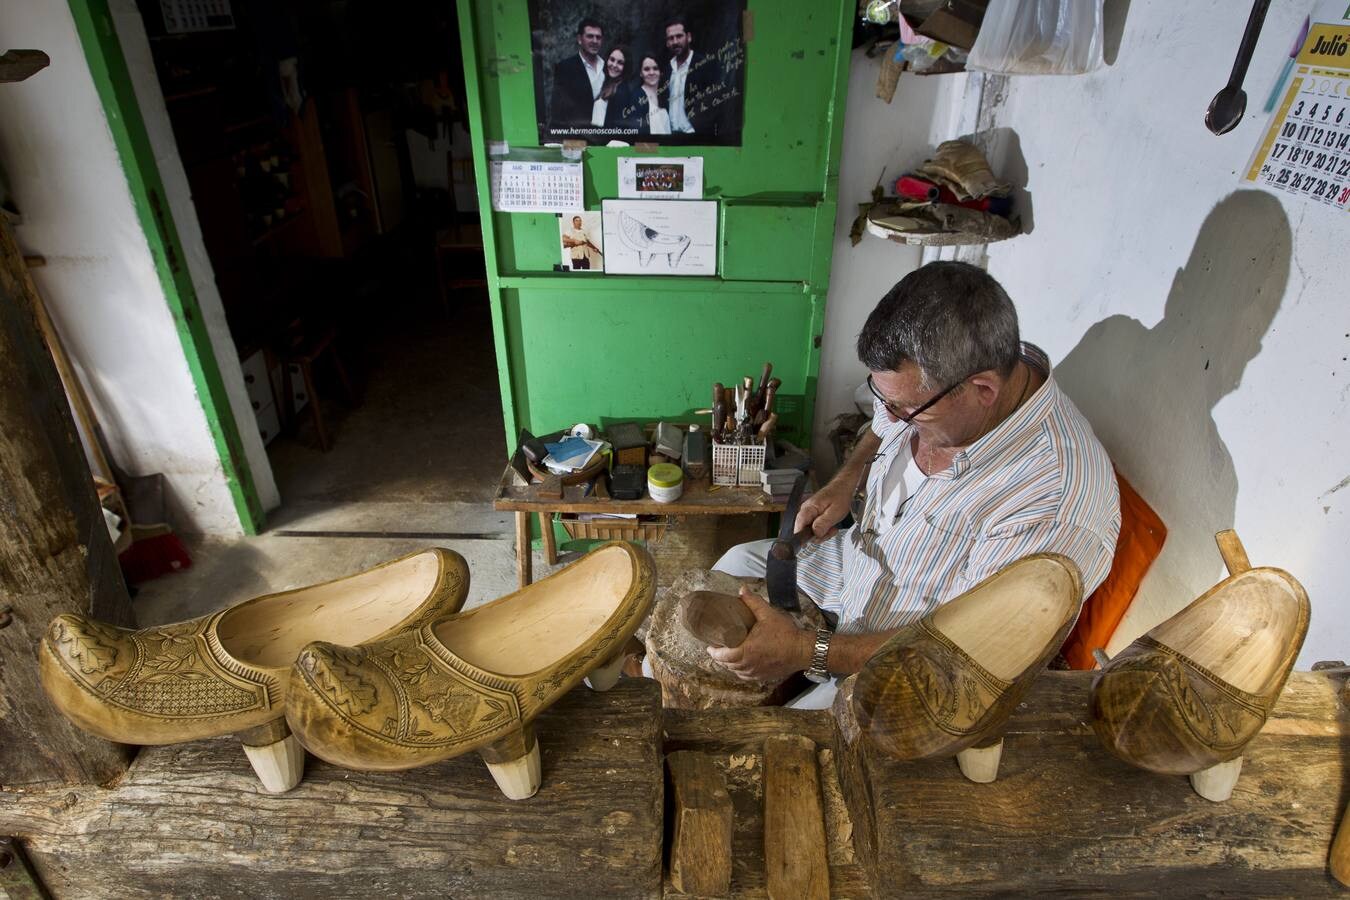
[0,50,50,84]
[666,751,733,896]
[835,669,1350,896]
[0,680,664,898]
[763,735,830,900]
[0,215,134,788]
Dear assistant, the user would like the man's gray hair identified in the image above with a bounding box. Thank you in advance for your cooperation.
[856,261,1020,388]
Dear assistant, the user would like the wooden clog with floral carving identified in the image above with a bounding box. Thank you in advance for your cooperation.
[39,548,470,792]
[851,554,1082,783]
[1090,530,1309,801]
[285,541,656,800]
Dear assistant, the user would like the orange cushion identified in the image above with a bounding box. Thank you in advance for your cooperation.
[1060,470,1166,670]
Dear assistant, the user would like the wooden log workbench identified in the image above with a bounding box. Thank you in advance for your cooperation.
[493,461,785,588]
[1,672,1345,897]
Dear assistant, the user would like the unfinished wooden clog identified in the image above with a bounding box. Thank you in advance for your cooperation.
[1090,530,1310,801]
[851,554,1082,783]
[39,548,469,793]
[680,590,757,648]
[285,541,656,800]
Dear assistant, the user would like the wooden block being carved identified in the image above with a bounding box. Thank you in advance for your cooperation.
[681,590,757,648]
[763,735,829,900]
[666,751,733,896]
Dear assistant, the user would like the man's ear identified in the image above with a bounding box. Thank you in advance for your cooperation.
[966,369,1003,408]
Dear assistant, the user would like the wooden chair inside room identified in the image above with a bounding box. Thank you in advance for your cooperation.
[432,151,486,316]
[278,318,356,452]
[433,221,486,316]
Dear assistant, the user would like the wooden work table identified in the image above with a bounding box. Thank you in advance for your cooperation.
[4,672,1343,897]
[493,462,791,587]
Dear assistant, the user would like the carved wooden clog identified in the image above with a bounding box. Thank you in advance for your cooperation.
[285,541,656,800]
[39,548,470,792]
[1090,530,1309,801]
[851,554,1082,783]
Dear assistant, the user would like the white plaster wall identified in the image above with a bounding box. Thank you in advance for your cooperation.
[0,0,273,534]
[108,0,281,519]
[812,50,957,476]
[972,0,1349,667]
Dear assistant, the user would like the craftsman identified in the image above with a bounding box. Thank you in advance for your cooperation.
[709,261,1121,707]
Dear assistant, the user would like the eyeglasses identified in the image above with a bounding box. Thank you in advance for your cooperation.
[867,373,967,423]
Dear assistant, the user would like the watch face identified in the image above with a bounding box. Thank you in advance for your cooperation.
[803,669,830,684]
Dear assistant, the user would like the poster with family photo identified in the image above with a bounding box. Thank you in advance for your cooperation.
[557,211,604,272]
[528,0,746,146]
[601,199,717,276]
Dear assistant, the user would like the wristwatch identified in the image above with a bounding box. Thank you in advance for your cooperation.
[804,627,834,684]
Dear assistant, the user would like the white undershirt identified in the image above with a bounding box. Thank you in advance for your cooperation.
[876,440,927,530]
[668,54,693,132]
[580,53,604,99]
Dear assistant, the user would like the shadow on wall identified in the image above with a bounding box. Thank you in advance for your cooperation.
[1055,190,1290,645]
[969,125,1033,235]
[1103,0,1132,67]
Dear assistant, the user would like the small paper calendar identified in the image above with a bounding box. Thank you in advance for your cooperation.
[159,0,234,33]
[1246,3,1350,213]
[489,149,584,213]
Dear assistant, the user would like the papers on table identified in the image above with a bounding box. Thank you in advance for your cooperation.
[541,436,605,474]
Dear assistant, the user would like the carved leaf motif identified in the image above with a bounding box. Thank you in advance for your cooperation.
[1171,667,1218,743]
[480,697,507,724]
[400,660,432,685]
[55,620,118,675]
[144,635,199,672]
[310,653,378,715]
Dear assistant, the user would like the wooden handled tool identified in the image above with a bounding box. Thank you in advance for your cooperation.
[769,525,813,562]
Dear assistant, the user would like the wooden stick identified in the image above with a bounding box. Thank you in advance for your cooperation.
[666,751,733,896]
[1214,529,1251,576]
[763,735,829,900]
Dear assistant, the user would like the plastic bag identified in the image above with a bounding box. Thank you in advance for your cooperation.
[966,0,1105,76]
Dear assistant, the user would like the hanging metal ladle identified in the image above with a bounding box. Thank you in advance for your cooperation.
[1206,0,1273,135]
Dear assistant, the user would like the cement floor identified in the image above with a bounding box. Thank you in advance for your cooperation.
[132,278,571,626]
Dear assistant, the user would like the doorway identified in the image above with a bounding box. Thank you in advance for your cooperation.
[132,0,504,534]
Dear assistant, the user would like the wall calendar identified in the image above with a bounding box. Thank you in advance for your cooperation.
[1246,3,1350,212]
[489,150,584,214]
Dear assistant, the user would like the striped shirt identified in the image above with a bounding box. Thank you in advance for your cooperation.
[797,344,1120,634]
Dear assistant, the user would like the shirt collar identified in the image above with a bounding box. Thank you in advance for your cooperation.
[671,53,691,72]
[580,52,602,72]
[954,342,1054,473]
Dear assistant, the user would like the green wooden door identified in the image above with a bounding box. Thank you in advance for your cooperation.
[457,0,852,448]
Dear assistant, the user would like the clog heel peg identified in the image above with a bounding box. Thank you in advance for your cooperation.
[1190,756,1243,802]
[955,736,1004,784]
[479,724,542,800]
[584,651,627,691]
[239,719,306,793]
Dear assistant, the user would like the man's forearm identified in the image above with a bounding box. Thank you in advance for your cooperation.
[824,628,898,675]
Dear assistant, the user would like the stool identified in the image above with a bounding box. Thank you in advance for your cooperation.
[433,222,487,316]
[281,323,355,452]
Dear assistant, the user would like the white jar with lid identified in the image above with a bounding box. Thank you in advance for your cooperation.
[647,463,684,503]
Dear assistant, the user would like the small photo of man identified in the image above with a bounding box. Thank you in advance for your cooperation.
[559,211,604,271]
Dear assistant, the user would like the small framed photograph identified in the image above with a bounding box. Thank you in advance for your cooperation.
[618,156,703,199]
[558,211,604,272]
